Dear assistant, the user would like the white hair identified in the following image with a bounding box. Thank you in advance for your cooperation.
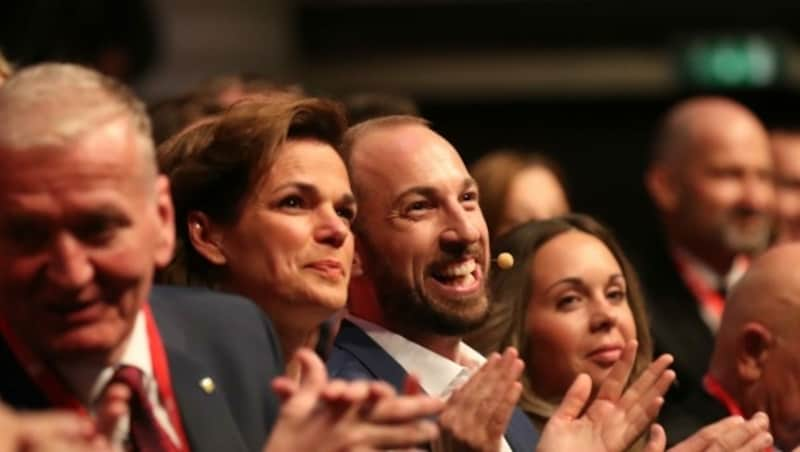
[0,63,156,177]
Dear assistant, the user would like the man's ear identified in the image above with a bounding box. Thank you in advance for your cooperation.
[153,175,176,267]
[186,210,227,265]
[736,322,772,383]
[645,165,679,213]
[351,238,366,277]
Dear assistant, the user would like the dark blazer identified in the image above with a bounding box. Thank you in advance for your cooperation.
[0,285,283,452]
[327,319,540,452]
[637,242,716,404]
[658,384,729,446]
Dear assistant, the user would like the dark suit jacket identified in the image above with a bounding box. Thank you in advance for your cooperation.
[0,285,283,452]
[658,383,729,446]
[327,319,540,452]
[638,242,716,403]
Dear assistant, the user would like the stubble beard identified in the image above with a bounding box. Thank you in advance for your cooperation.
[361,243,490,337]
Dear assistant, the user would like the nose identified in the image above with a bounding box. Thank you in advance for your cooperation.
[439,203,482,252]
[741,173,775,212]
[46,233,94,289]
[589,297,619,333]
[313,205,349,248]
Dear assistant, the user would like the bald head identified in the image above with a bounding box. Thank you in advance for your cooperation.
[711,244,800,449]
[646,97,775,269]
[340,115,492,337]
[652,96,769,167]
[722,244,800,341]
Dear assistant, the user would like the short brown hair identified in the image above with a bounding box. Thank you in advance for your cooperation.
[0,50,13,82]
[469,149,567,238]
[157,94,347,287]
[465,214,653,431]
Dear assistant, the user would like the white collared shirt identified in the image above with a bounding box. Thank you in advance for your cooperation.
[58,310,181,448]
[347,314,512,452]
[672,248,749,332]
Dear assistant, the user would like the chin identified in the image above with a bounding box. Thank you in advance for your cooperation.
[303,290,347,314]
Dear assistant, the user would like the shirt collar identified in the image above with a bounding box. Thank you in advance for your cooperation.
[58,310,152,407]
[346,314,485,397]
[672,247,749,292]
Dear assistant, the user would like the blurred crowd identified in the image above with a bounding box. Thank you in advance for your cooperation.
[0,45,798,452]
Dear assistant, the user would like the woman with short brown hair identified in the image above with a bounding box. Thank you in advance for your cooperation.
[158,94,354,373]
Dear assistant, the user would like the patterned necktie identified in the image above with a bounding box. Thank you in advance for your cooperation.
[110,365,173,452]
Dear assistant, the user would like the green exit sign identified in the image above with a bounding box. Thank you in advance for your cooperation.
[678,35,785,89]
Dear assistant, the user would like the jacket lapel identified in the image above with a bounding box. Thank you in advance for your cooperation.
[165,347,250,452]
[0,337,50,409]
[334,320,409,392]
[505,408,540,452]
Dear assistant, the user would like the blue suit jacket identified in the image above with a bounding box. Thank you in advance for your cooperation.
[0,285,283,452]
[328,319,540,452]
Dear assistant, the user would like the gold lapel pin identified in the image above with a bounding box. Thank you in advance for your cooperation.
[199,377,215,394]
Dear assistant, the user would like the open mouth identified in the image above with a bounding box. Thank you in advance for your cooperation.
[430,258,481,291]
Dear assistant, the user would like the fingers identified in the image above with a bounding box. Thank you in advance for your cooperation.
[442,347,520,421]
[446,351,503,412]
[644,424,666,452]
[296,348,327,391]
[14,410,112,452]
[356,419,441,450]
[323,380,371,404]
[615,355,675,427]
[704,412,772,452]
[95,382,130,441]
[403,374,423,396]
[618,354,675,408]
[551,373,592,421]
[16,410,97,441]
[669,413,771,452]
[669,416,745,451]
[370,394,444,423]
[595,340,638,401]
[271,377,299,403]
[488,380,522,440]
[278,348,329,418]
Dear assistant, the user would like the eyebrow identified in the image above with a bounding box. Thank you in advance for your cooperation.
[392,177,477,203]
[543,273,625,295]
[271,182,356,205]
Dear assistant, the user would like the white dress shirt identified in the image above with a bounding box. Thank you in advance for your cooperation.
[58,311,182,448]
[347,314,512,452]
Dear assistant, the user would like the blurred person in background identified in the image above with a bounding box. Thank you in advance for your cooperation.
[149,75,304,145]
[769,129,800,244]
[158,94,355,375]
[342,91,419,126]
[643,96,775,407]
[467,214,773,452]
[659,243,800,451]
[470,150,570,240]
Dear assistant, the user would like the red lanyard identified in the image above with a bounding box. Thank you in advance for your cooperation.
[143,303,190,452]
[0,303,190,452]
[703,373,743,416]
[703,374,775,452]
[672,252,726,320]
